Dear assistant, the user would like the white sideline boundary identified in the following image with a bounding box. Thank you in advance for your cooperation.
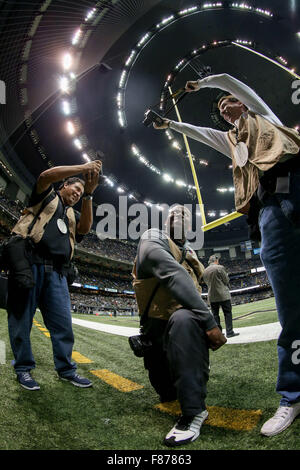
[72,318,282,344]
[0,340,6,364]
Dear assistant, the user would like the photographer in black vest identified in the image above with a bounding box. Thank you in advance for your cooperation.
[7,160,101,391]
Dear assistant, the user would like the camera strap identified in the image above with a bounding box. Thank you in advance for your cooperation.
[150,88,188,118]
[27,190,57,236]
[164,90,188,117]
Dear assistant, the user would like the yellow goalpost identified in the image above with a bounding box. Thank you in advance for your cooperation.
[168,86,243,232]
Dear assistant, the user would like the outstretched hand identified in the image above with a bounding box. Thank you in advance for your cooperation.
[206,326,227,351]
[153,119,170,130]
[83,169,100,195]
[185,80,200,93]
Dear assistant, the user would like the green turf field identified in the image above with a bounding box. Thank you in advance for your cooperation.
[72,296,278,329]
[0,297,299,451]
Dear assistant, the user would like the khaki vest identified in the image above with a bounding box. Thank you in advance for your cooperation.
[132,237,205,321]
[11,189,77,259]
[227,112,300,213]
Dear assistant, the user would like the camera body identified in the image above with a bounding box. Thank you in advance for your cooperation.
[128,334,153,357]
[143,109,165,127]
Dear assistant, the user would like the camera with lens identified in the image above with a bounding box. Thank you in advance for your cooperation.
[128,334,153,357]
[142,109,165,127]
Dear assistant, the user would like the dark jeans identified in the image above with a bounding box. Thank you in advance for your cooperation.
[259,170,300,406]
[143,309,210,416]
[210,299,234,336]
[7,264,77,377]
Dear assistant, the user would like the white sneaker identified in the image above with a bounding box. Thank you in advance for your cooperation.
[164,410,208,447]
[261,403,300,437]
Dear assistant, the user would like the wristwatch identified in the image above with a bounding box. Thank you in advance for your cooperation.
[83,193,93,201]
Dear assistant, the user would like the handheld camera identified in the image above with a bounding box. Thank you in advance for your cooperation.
[142,109,165,127]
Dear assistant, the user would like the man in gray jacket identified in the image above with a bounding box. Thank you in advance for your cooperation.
[202,255,239,338]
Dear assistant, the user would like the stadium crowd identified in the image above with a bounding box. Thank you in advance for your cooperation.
[0,190,272,316]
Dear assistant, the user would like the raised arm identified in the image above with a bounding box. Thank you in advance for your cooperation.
[186,73,282,126]
[36,160,102,194]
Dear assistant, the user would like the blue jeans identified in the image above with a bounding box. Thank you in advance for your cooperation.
[7,264,77,377]
[259,171,300,406]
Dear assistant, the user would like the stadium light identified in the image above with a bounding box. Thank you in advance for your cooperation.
[125,50,136,67]
[105,177,114,187]
[137,33,150,47]
[156,15,174,28]
[175,179,186,187]
[163,173,174,183]
[61,100,72,116]
[62,53,73,71]
[66,120,75,135]
[73,138,82,150]
[72,28,82,45]
[85,8,96,22]
[172,140,182,150]
[59,76,70,93]
[179,6,198,15]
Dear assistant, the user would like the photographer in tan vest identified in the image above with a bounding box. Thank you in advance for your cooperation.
[7,160,101,391]
[203,255,239,338]
[153,73,300,437]
[132,205,226,447]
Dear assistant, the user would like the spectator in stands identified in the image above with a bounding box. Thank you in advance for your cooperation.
[202,255,239,338]
[7,160,102,390]
[132,205,226,447]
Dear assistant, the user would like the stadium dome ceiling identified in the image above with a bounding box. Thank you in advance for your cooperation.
[0,0,300,246]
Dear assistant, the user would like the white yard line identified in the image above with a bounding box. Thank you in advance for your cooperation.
[72,318,282,344]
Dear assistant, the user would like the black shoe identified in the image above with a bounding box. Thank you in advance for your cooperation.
[59,373,92,388]
[164,410,208,447]
[17,372,40,391]
[226,332,240,338]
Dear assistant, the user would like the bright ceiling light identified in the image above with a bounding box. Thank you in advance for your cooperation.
[66,120,75,135]
[59,76,69,93]
[72,29,82,45]
[105,177,114,187]
[175,180,186,187]
[131,144,139,155]
[62,53,73,71]
[163,173,174,183]
[73,138,82,150]
[172,140,181,150]
[61,100,71,115]
[137,33,150,47]
[85,8,96,22]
